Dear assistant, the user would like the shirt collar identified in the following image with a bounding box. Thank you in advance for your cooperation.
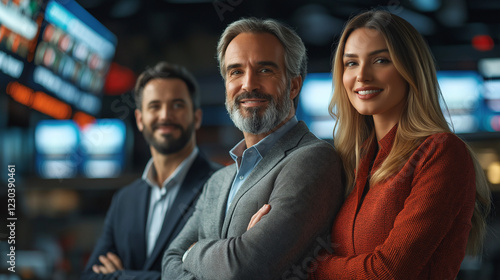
[142,147,199,191]
[229,116,298,162]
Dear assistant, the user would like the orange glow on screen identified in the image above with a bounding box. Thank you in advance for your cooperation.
[7,81,72,119]
[73,111,96,128]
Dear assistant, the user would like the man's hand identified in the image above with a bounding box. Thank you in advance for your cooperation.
[247,204,271,230]
[92,252,124,274]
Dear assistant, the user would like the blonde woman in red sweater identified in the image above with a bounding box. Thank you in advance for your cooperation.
[249,9,491,280]
[310,9,491,279]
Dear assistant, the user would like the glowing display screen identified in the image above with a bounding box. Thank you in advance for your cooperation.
[296,73,335,139]
[35,119,127,179]
[0,0,116,117]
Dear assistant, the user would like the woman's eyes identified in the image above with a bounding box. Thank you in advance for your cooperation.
[375,58,391,64]
[344,58,391,67]
[344,61,357,67]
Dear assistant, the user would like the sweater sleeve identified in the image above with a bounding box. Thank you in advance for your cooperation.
[311,133,476,280]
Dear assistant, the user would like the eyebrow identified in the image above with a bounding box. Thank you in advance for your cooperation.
[146,100,160,107]
[146,98,186,106]
[226,63,241,73]
[225,61,280,73]
[343,49,389,58]
[257,61,279,69]
[171,98,187,103]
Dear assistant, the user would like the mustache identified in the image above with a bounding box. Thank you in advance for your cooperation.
[235,91,273,103]
[152,122,183,131]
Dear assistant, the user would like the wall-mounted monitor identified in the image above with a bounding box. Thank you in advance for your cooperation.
[80,119,126,178]
[296,72,335,139]
[437,71,484,134]
[483,79,500,132]
[34,119,127,179]
[0,0,117,118]
[35,119,80,178]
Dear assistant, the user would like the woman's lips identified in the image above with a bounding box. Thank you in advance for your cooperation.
[355,88,383,100]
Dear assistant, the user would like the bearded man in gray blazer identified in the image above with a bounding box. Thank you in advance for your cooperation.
[162,18,344,280]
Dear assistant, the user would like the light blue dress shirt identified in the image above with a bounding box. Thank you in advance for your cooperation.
[142,147,199,257]
[225,117,298,213]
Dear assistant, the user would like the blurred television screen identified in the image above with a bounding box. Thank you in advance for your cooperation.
[0,0,117,118]
[35,119,127,179]
[296,72,335,139]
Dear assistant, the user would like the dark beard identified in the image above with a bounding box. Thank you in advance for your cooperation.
[142,121,194,155]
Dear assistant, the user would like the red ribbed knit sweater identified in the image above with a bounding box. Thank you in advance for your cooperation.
[310,125,476,279]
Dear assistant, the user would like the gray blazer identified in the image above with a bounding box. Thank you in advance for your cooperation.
[162,121,344,280]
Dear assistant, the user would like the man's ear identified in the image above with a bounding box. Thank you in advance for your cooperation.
[135,109,144,132]
[289,75,302,101]
[194,109,203,130]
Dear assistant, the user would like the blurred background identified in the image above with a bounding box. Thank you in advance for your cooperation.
[0,0,499,279]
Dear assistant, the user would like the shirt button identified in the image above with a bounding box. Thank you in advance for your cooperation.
[239,176,244,180]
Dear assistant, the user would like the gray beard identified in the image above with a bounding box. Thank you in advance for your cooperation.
[226,90,291,135]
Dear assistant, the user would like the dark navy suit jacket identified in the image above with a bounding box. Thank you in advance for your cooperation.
[81,153,221,280]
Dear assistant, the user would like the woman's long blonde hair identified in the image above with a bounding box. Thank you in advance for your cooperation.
[331,9,491,255]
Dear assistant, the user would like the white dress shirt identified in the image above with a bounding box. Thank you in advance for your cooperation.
[142,147,199,257]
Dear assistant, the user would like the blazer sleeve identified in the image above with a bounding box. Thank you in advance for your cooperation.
[177,144,343,280]
[161,180,207,280]
[312,134,476,279]
[81,193,119,279]
[82,191,162,280]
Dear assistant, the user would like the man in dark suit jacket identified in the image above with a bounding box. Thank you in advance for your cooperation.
[82,62,220,280]
[163,18,344,279]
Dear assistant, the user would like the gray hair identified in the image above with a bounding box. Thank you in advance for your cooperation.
[217,18,307,109]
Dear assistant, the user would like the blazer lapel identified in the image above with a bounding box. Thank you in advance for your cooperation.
[218,165,237,238]
[143,154,211,270]
[221,122,308,237]
[134,181,150,267]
